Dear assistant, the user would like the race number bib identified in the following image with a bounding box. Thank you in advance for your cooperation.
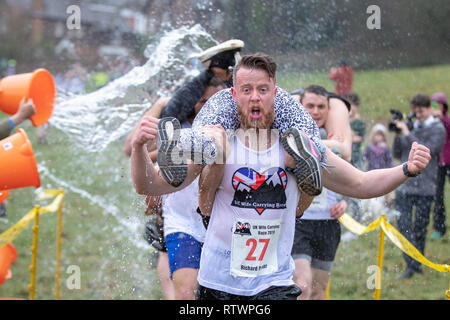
[230,219,281,277]
[311,188,328,210]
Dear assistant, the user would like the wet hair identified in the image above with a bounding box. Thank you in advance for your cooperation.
[410,93,431,108]
[233,53,277,86]
[300,85,329,103]
[345,92,360,107]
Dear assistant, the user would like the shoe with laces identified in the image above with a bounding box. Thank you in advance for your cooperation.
[281,128,323,196]
[157,117,188,188]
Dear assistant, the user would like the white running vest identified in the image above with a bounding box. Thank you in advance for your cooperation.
[198,135,299,296]
[162,121,205,243]
[300,188,338,220]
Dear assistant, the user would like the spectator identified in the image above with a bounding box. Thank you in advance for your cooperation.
[392,93,445,279]
[359,123,394,223]
[341,92,365,226]
[362,123,392,171]
[345,93,366,168]
[57,63,87,94]
[4,59,16,76]
[430,92,449,239]
[328,60,353,97]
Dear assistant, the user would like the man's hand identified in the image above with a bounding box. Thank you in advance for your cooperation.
[407,141,431,175]
[394,119,410,136]
[132,116,159,150]
[330,200,347,219]
[200,124,230,164]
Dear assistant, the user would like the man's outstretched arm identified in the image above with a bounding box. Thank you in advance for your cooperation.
[323,141,431,198]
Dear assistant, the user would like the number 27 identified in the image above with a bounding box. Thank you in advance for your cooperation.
[245,238,270,261]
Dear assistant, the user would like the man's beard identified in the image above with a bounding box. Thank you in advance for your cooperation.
[237,104,275,130]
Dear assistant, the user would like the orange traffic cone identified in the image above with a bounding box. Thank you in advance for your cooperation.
[0,128,40,190]
[0,68,55,127]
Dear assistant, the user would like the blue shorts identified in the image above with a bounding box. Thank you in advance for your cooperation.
[165,232,203,275]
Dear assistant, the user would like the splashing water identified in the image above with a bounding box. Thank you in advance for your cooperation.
[51,24,217,152]
[29,25,218,299]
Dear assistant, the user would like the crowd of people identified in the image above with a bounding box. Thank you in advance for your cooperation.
[126,39,446,300]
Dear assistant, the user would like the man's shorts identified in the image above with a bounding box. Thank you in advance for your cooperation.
[196,284,301,300]
[291,219,341,271]
[165,232,203,275]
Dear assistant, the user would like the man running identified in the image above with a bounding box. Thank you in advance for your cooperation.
[291,85,347,300]
[131,53,431,300]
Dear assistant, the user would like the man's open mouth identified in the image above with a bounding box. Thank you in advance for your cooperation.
[250,106,262,119]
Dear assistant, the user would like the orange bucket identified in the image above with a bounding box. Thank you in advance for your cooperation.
[0,190,9,204]
[0,128,40,190]
[0,68,55,127]
[0,243,17,287]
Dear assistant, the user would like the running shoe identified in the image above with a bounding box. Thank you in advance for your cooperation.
[281,128,323,196]
[157,117,188,188]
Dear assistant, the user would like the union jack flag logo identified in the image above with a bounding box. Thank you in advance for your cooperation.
[234,221,252,235]
[232,167,287,191]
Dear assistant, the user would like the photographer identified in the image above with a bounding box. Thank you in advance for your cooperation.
[392,93,445,279]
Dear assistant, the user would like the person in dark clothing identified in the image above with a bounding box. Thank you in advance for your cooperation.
[160,40,243,123]
[392,93,446,279]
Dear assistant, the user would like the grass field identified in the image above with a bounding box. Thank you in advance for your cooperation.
[0,64,449,300]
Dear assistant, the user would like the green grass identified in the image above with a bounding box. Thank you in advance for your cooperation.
[1,64,449,300]
[278,64,450,121]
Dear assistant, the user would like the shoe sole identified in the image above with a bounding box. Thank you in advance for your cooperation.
[157,117,188,188]
[281,129,322,196]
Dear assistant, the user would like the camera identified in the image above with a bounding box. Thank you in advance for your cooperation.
[388,109,415,133]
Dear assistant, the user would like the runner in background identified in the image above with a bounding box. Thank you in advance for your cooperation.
[291,85,347,300]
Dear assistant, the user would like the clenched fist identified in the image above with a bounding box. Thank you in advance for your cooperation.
[132,116,159,149]
[406,141,431,175]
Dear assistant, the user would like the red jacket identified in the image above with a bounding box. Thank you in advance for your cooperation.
[328,66,353,97]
